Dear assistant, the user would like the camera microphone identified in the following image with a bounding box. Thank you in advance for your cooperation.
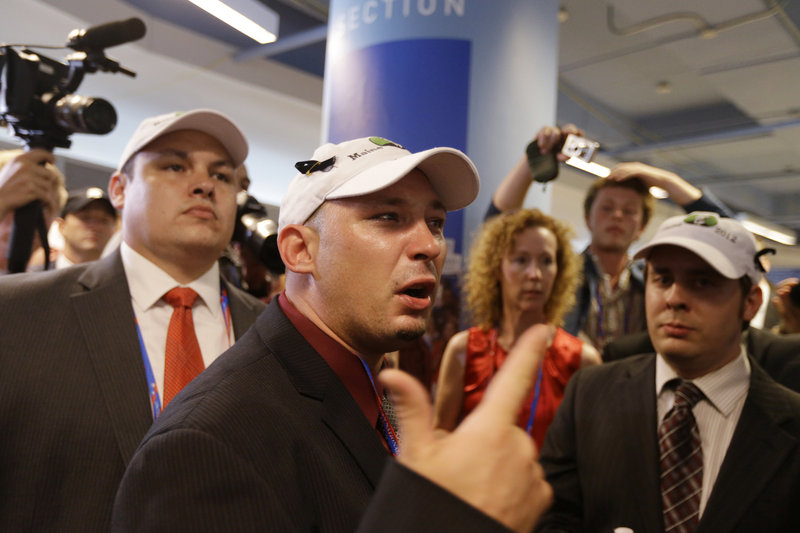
[67,17,146,52]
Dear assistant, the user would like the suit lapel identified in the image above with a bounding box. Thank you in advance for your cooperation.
[318,379,390,488]
[71,252,153,465]
[616,356,664,530]
[259,303,388,488]
[699,363,798,532]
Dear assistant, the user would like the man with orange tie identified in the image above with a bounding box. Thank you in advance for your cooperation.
[0,109,265,533]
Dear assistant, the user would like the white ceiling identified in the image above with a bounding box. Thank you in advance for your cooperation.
[555,0,800,235]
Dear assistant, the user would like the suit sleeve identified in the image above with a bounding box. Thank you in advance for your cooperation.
[358,461,512,533]
[114,428,513,533]
[681,188,736,218]
[535,371,584,532]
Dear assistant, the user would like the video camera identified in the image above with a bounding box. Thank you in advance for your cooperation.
[0,17,145,272]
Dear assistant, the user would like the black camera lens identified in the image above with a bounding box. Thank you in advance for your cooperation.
[53,94,117,134]
[240,214,284,274]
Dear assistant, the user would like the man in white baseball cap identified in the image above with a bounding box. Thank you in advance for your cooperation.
[113,136,556,533]
[537,211,800,532]
[0,109,265,532]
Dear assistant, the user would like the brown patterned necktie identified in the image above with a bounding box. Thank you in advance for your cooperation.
[659,380,704,533]
[381,391,400,441]
[162,287,205,406]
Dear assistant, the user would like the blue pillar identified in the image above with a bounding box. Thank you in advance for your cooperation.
[322,0,559,255]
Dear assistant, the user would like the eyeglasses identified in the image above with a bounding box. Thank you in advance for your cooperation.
[294,156,336,175]
[754,248,776,273]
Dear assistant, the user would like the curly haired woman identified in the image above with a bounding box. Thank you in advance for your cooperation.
[434,209,601,450]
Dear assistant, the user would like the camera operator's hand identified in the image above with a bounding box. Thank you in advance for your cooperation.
[0,149,63,223]
[606,162,703,207]
[772,277,800,334]
[493,124,584,212]
[535,123,584,162]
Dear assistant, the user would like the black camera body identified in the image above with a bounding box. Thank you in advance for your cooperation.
[0,18,144,272]
[0,17,145,150]
[233,193,284,275]
[0,46,118,150]
[790,283,800,308]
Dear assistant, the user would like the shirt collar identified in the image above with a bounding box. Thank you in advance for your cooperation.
[656,346,750,416]
[120,241,222,316]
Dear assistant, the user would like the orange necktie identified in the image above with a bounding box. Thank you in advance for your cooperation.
[162,287,205,406]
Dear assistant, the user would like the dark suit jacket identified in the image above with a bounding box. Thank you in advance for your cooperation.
[536,354,800,532]
[604,327,800,392]
[0,252,264,533]
[112,300,510,533]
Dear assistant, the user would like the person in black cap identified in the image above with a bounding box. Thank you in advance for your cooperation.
[55,186,118,268]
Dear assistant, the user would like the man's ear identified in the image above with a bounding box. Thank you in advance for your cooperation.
[56,217,66,234]
[742,283,764,322]
[277,225,318,275]
[108,172,127,210]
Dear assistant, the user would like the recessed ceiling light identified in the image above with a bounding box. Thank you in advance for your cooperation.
[187,0,278,44]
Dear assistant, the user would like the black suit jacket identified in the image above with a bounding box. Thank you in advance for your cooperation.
[0,252,264,533]
[604,327,800,392]
[536,354,800,532]
[112,300,510,533]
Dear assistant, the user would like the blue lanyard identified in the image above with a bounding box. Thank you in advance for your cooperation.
[525,365,544,435]
[135,318,162,420]
[358,358,399,456]
[491,329,544,436]
[137,288,232,421]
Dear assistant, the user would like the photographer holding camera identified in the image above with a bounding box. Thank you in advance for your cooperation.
[0,148,67,272]
[488,125,734,351]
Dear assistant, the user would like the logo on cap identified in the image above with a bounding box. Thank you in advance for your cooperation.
[368,137,404,149]
[683,213,718,227]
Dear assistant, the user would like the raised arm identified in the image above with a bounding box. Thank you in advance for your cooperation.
[491,125,584,215]
[606,161,735,216]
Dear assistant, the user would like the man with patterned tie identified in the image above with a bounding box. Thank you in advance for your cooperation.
[112,137,555,533]
[0,109,265,532]
[536,212,800,533]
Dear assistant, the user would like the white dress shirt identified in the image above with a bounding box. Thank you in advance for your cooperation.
[54,253,75,270]
[120,242,234,397]
[655,349,750,517]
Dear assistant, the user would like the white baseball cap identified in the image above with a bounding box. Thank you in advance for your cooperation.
[278,136,480,230]
[116,109,248,172]
[634,211,763,283]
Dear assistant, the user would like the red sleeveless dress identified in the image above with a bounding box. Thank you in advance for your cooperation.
[461,326,583,450]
